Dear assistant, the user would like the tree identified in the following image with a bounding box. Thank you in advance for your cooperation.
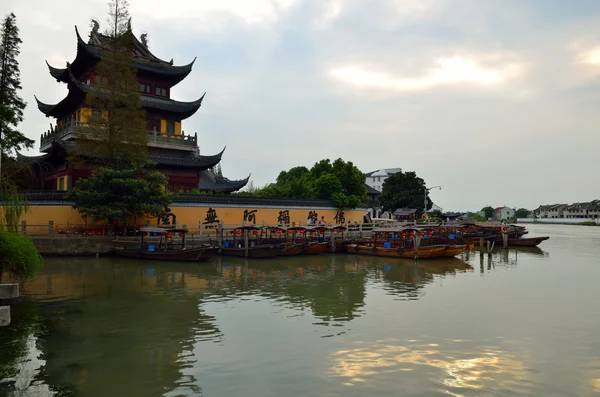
[0,12,33,184]
[481,206,494,219]
[514,208,530,218]
[65,163,173,228]
[379,171,429,212]
[72,0,147,168]
[252,159,366,208]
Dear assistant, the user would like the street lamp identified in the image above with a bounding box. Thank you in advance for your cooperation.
[424,185,441,215]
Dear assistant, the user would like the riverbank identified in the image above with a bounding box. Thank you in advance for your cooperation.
[517,218,599,226]
[31,236,115,256]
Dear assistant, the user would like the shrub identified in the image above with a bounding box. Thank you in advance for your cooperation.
[0,232,43,280]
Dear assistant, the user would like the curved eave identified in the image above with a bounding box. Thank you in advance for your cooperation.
[74,26,196,85]
[35,95,56,116]
[35,70,88,118]
[142,92,205,120]
[199,171,250,193]
[197,146,226,169]
[46,60,68,82]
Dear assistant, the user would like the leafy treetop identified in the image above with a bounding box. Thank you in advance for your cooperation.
[379,170,429,213]
[252,158,367,209]
[65,162,173,225]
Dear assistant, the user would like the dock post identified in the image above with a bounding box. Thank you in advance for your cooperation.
[218,224,224,249]
[479,236,484,256]
[331,232,336,253]
[486,240,491,256]
[414,235,421,260]
[502,232,508,249]
[244,228,249,258]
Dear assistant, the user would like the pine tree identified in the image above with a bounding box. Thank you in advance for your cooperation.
[0,12,33,185]
[73,0,147,168]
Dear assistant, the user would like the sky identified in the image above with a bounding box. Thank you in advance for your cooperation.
[2,0,600,211]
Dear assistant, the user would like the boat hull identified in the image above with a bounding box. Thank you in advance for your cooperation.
[345,244,447,259]
[279,243,303,256]
[507,236,549,246]
[302,242,329,255]
[221,245,279,258]
[115,246,218,262]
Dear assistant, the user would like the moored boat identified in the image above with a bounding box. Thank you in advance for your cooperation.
[115,227,218,262]
[507,236,549,247]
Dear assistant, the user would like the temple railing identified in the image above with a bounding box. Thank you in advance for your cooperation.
[40,122,198,151]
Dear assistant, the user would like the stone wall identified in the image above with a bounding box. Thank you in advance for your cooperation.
[31,236,115,256]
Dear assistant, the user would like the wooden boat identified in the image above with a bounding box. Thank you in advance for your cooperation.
[115,227,218,262]
[221,226,280,258]
[345,244,447,259]
[302,241,329,255]
[507,236,549,247]
[278,242,303,256]
[221,245,279,258]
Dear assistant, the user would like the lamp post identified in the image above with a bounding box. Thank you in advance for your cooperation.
[424,185,441,215]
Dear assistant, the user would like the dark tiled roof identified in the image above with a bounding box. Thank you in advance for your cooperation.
[149,147,224,169]
[17,139,223,170]
[22,190,368,208]
[199,169,250,192]
[364,183,380,195]
[68,26,194,84]
[36,67,204,119]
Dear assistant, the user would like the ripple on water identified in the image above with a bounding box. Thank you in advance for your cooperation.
[329,338,534,396]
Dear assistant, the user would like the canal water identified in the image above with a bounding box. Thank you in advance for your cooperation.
[1,224,600,396]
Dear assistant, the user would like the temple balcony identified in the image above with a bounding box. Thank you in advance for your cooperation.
[40,121,199,153]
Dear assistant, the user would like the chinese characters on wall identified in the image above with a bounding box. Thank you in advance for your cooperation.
[243,209,258,224]
[278,210,290,225]
[202,207,220,230]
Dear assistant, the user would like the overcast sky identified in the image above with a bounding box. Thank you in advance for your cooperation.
[2,0,600,211]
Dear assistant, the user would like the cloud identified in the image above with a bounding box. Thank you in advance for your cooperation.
[329,55,523,92]
[575,47,600,65]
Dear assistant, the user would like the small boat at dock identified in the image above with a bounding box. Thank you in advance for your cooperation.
[115,227,218,262]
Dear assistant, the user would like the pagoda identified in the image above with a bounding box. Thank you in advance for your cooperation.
[18,20,249,193]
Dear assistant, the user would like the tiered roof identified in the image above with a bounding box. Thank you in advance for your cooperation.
[45,26,195,86]
[35,67,205,120]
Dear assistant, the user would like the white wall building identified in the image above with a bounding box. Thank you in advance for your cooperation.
[494,207,515,220]
[364,168,401,192]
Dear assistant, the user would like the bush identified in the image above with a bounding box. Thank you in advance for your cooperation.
[0,232,43,280]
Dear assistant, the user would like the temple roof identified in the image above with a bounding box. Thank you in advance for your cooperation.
[44,26,194,86]
[35,67,204,119]
[17,140,224,170]
[199,169,250,193]
[149,147,225,169]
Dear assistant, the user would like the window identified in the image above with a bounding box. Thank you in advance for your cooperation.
[155,87,167,96]
[58,178,64,191]
[166,121,175,135]
[140,84,151,93]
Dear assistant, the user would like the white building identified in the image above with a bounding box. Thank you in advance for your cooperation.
[494,207,515,220]
[364,168,401,192]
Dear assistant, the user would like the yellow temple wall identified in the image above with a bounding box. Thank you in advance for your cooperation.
[13,203,368,233]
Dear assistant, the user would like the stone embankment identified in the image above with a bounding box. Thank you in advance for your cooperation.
[31,236,115,256]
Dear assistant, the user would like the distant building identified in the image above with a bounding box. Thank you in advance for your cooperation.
[427,203,443,213]
[364,168,401,192]
[494,207,515,220]
[393,208,417,221]
[534,204,567,218]
[563,201,600,219]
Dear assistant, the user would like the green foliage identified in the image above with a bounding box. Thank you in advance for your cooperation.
[379,171,429,212]
[514,208,530,218]
[66,163,173,224]
[430,209,443,219]
[481,206,494,219]
[0,12,34,154]
[72,0,147,168]
[252,158,367,209]
[473,215,487,222]
[0,231,42,280]
[0,184,28,232]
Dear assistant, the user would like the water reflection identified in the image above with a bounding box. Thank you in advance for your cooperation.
[0,254,514,396]
[330,338,530,395]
